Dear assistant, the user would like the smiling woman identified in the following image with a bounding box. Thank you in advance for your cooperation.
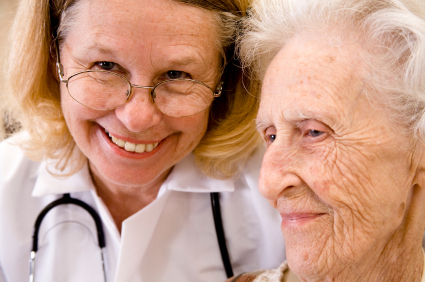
[0,0,285,281]
[231,0,425,281]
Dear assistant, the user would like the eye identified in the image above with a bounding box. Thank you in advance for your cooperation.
[264,127,277,147]
[308,129,324,138]
[95,61,117,71]
[268,134,277,143]
[299,119,330,143]
[163,70,190,80]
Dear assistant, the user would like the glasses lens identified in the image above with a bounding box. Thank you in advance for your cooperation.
[67,71,129,110]
[153,79,214,117]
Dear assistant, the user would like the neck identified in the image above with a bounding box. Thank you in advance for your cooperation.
[351,243,424,282]
[89,163,170,233]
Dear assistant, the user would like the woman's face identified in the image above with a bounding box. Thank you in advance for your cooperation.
[257,35,421,279]
[59,0,221,188]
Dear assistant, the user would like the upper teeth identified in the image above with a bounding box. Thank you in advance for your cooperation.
[107,132,158,153]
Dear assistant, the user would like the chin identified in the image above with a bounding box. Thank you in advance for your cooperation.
[91,159,171,189]
[284,224,335,279]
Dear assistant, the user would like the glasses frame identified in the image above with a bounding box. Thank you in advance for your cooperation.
[54,41,223,117]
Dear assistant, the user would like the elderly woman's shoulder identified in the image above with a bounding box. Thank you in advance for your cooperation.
[226,262,301,282]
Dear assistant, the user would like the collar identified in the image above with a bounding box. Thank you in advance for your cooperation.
[32,159,94,197]
[163,153,235,193]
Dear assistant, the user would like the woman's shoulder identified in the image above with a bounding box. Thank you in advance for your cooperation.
[226,262,301,282]
[0,133,40,181]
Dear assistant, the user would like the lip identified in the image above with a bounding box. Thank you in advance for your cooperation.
[280,213,326,228]
[96,125,165,159]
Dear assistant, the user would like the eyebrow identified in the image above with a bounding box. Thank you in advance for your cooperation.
[255,117,271,131]
[80,42,206,69]
[74,43,118,60]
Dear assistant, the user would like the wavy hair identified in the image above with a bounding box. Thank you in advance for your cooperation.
[239,0,425,143]
[3,0,261,178]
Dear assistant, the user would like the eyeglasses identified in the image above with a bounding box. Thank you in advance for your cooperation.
[55,42,222,117]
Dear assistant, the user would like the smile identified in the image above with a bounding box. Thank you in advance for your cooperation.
[105,130,159,153]
[280,213,326,227]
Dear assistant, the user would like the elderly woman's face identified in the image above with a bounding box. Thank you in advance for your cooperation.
[59,0,221,187]
[257,35,420,278]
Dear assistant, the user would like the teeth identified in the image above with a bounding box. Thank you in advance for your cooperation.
[135,144,146,153]
[124,142,136,152]
[107,132,159,153]
[116,139,126,148]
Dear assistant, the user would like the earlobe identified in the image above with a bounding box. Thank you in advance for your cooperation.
[50,59,60,82]
[412,144,425,190]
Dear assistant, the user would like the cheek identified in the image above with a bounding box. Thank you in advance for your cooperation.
[307,143,409,226]
[300,143,338,197]
[168,110,209,141]
[60,89,105,136]
[301,142,375,214]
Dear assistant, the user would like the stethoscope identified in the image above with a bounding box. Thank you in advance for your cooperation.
[29,192,233,281]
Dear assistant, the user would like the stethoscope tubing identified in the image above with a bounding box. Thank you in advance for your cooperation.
[30,192,233,281]
[30,193,107,282]
[211,192,234,278]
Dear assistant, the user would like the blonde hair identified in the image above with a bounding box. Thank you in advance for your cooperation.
[4,0,261,178]
[239,0,425,143]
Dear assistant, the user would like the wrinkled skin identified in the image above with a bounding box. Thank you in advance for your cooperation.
[257,33,425,281]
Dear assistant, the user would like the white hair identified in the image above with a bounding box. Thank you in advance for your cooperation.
[239,0,425,143]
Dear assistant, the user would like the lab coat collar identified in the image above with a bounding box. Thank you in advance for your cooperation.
[164,153,235,193]
[114,154,234,280]
[32,159,94,197]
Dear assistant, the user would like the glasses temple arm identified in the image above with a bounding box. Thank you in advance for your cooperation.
[54,40,66,82]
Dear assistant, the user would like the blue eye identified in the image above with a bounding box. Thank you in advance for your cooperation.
[268,134,276,143]
[308,130,323,137]
[97,62,115,71]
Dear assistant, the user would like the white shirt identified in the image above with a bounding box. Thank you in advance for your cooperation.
[0,137,285,282]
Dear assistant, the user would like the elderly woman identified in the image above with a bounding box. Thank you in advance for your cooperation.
[229,0,425,281]
[0,0,286,281]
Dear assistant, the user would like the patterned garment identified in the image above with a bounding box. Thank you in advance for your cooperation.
[226,261,301,282]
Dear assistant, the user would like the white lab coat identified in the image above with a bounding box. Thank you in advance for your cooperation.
[0,136,285,282]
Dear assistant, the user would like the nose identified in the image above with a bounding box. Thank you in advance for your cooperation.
[259,141,303,202]
[115,87,162,132]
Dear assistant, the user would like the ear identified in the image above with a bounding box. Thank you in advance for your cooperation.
[49,40,60,82]
[412,143,425,190]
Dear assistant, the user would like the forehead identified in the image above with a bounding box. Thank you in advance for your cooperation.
[62,0,219,64]
[259,34,366,125]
